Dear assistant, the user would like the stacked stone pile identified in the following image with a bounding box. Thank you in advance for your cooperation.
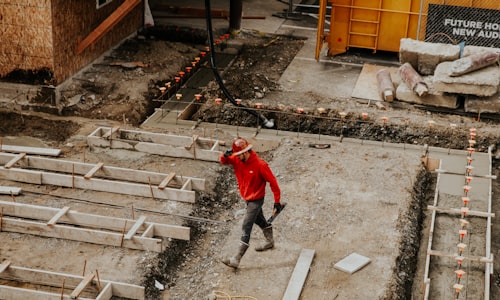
[395,38,500,113]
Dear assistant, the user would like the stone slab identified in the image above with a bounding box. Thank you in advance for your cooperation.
[465,93,500,113]
[351,64,401,101]
[433,61,499,96]
[462,45,500,58]
[334,253,371,274]
[399,38,460,75]
[396,78,459,109]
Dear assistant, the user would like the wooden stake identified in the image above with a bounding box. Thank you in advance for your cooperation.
[60,279,65,300]
[72,164,75,189]
[148,177,155,200]
[95,269,102,292]
[120,220,127,247]
[131,205,135,220]
[10,191,15,202]
[82,260,86,276]
[1,207,3,232]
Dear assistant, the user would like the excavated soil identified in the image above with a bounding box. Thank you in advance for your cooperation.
[1,28,500,300]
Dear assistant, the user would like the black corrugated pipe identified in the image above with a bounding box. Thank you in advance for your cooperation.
[204,0,274,128]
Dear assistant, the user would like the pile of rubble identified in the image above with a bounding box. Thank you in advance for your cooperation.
[386,38,500,113]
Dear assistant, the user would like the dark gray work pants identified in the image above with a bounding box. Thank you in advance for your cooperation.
[241,198,269,244]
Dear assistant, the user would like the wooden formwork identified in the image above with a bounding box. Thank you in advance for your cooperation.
[0,200,190,252]
[0,261,144,300]
[87,127,223,162]
[0,153,205,203]
[422,146,495,299]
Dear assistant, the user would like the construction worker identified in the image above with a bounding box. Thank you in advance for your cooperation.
[219,137,282,268]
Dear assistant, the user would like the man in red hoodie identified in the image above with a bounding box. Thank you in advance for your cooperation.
[219,137,282,268]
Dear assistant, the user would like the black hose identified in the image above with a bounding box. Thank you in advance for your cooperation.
[204,0,274,128]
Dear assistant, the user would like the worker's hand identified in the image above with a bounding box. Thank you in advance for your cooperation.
[224,149,233,157]
[274,203,283,214]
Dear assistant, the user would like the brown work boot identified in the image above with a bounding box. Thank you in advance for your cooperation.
[255,226,274,251]
[222,241,249,268]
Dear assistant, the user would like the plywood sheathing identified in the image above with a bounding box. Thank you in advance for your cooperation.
[0,262,144,300]
[0,153,205,202]
[0,0,143,84]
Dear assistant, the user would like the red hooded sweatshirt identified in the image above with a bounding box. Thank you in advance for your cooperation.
[220,150,281,203]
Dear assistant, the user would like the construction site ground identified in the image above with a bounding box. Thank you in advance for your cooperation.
[1,1,500,300]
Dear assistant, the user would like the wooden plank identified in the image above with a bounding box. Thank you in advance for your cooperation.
[427,205,495,218]
[0,265,144,299]
[0,260,11,273]
[0,217,163,252]
[0,153,206,191]
[47,206,71,226]
[84,162,104,179]
[0,200,190,241]
[70,273,95,299]
[0,186,22,195]
[282,249,315,300]
[4,153,26,169]
[124,216,146,240]
[158,173,176,190]
[0,285,93,300]
[428,250,493,263]
[0,144,61,156]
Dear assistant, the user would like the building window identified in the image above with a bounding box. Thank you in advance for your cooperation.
[97,0,114,9]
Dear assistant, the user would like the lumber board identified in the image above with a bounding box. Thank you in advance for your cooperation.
[428,250,492,263]
[0,285,93,300]
[134,142,220,162]
[427,205,495,218]
[158,173,176,189]
[0,260,11,273]
[282,249,315,300]
[0,144,61,156]
[0,265,144,299]
[71,273,95,299]
[95,283,113,300]
[4,153,26,169]
[124,216,146,240]
[0,216,163,252]
[0,153,206,191]
[0,200,190,241]
[0,168,196,202]
[47,206,71,226]
[0,186,22,195]
[84,162,104,179]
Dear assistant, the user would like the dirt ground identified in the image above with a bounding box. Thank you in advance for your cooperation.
[1,27,500,300]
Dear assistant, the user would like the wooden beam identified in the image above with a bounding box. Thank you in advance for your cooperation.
[427,205,495,218]
[0,200,190,241]
[0,153,206,191]
[428,250,493,263]
[158,173,176,190]
[4,153,26,169]
[0,186,22,195]
[0,145,61,156]
[124,216,146,240]
[0,260,11,273]
[282,249,315,300]
[84,162,104,179]
[77,0,141,54]
[47,206,71,226]
[0,264,144,299]
[1,216,163,252]
[71,273,95,299]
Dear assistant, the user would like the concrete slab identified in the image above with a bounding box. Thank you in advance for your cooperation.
[334,253,371,274]
[465,93,500,113]
[433,61,500,97]
[395,79,459,109]
[351,64,401,101]
[399,38,460,75]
